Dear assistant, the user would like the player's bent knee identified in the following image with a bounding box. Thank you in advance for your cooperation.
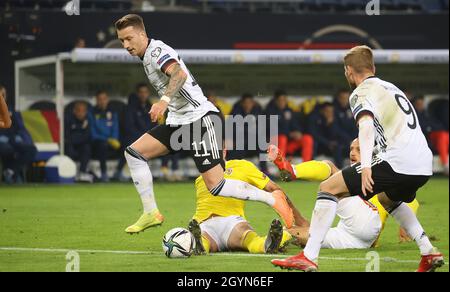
[319,180,336,194]
[318,172,348,197]
[229,222,253,250]
[202,164,226,192]
[377,193,401,213]
[125,146,147,162]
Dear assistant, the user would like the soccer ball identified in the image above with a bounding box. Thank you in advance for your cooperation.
[162,228,195,258]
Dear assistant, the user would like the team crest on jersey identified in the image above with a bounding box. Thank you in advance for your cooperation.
[151,47,162,58]
[225,168,233,175]
[350,95,359,108]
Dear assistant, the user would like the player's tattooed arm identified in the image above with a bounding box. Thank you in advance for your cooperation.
[164,63,187,98]
[149,63,187,122]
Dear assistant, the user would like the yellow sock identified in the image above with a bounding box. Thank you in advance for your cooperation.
[370,195,389,228]
[369,196,388,248]
[294,160,331,181]
[280,230,292,248]
[407,199,420,214]
[369,196,420,248]
[242,231,266,254]
[370,196,420,229]
[201,235,211,254]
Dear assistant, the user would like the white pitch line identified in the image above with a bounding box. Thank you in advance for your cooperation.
[0,247,150,255]
[0,247,421,264]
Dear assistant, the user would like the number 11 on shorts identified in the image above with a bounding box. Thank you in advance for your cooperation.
[192,141,210,157]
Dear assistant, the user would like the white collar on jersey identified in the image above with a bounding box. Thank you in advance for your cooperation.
[139,39,151,61]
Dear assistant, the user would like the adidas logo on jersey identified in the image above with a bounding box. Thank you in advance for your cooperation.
[202,159,211,166]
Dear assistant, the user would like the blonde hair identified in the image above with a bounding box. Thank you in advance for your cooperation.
[344,45,375,74]
[115,14,146,32]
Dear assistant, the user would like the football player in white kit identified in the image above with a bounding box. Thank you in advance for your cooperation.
[114,14,293,234]
[272,45,444,272]
[267,141,382,250]
[269,139,420,249]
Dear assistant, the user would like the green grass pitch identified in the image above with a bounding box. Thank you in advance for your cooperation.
[0,178,448,272]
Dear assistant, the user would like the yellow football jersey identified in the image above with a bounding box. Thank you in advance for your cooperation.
[193,160,270,223]
[215,98,232,116]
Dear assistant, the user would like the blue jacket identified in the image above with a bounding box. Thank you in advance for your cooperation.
[124,101,157,145]
[65,114,91,145]
[415,108,446,135]
[264,100,303,136]
[88,106,119,142]
[230,101,263,117]
[333,100,358,140]
[308,111,349,147]
[0,111,34,145]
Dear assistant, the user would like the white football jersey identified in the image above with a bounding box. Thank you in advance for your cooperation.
[336,196,380,235]
[322,196,381,249]
[141,39,218,125]
[349,77,433,176]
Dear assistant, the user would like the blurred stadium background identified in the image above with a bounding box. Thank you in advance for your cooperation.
[0,0,449,273]
[0,0,448,183]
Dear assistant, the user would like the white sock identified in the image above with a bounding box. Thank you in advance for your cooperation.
[125,147,158,214]
[210,179,275,206]
[390,203,433,255]
[303,192,338,262]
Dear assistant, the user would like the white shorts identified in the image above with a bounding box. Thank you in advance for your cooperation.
[200,216,247,251]
[322,215,382,249]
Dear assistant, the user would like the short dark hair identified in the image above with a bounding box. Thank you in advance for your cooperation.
[74,101,88,110]
[412,95,425,104]
[320,101,334,109]
[136,83,149,91]
[274,89,287,99]
[95,90,108,97]
[241,93,254,100]
[335,88,349,97]
[115,14,146,32]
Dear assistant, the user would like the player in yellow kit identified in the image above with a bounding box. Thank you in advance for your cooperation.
[188,158,296,255]
[268,138,419,247]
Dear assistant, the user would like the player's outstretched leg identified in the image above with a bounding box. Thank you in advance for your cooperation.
[385,200,445,272]
[188,219,206,255]
[267,145,296,182]
[417,247,445,272]
[208,168,294,227]
[268,145,332,183]
[272,172,344,271]
[264,219,283,254]
[124,146,164,233]
[125,209,164,234]
[271,252,318,272]
[271,190,294,228]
